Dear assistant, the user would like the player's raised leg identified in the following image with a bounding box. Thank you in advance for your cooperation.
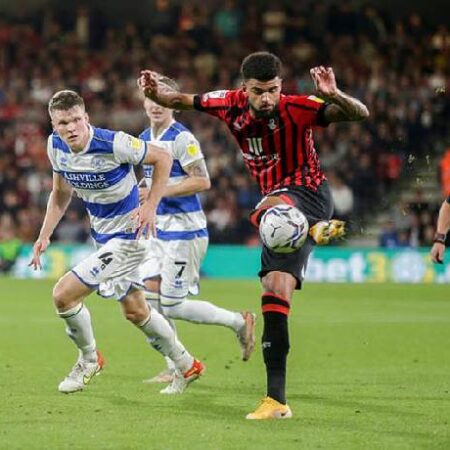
[250,194,345,245]
[54,271,105,394]
[121,289,204,394]
[159,239,256,361]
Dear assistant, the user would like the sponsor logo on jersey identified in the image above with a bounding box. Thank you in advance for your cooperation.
[61,171,110,189]
[203,90,228,100]
[128,136,142,150]
[186,143,199,157]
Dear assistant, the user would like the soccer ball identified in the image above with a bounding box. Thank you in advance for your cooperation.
[259,205,309,253]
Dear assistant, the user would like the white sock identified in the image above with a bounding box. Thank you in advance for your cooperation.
[145,296,177,334]
[58,304,97,362]
[165,356,176,371]
[161,297,245,332]
[137,309,193,373]
[145,294,178,370]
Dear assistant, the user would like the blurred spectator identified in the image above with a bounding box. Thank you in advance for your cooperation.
[328,170,354,222]
[213,0,242,41]
[379,220,401,248]
[54,209,90,243]
[148,0,179,37]
[0,213,22,273]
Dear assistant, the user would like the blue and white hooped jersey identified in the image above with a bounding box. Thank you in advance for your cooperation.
[139,120,208,241]
[47,126,147,245]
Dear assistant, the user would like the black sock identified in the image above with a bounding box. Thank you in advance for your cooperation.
[261,294,290,404]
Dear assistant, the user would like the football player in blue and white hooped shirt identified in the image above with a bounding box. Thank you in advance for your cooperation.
[29,90,204,394]
[137,76,256,387]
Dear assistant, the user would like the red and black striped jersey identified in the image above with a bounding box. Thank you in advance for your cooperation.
[193,89,328,195]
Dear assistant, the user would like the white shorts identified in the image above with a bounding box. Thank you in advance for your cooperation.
[141,236,208,305]
[71,238,147,301]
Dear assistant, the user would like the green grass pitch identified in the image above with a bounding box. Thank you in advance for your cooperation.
[1,278,449,449]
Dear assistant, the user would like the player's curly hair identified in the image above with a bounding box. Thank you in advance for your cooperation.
[48,90,85,114]
[240,52,282,81]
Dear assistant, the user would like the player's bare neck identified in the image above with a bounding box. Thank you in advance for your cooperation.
[70,145,85,153]
[151,118,172,140]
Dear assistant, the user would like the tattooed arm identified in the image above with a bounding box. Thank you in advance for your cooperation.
[310,66,369,123]
[139,159,211,200]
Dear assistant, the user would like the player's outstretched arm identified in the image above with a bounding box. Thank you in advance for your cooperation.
[430,198,450,264]
[29,173,73,270]
[135,145,173,238]
[138,70,195,110]
[310,66,369,123]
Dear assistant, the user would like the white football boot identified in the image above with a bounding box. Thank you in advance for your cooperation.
[143,368,175,384]
[58,350,105,394]
[237,312,256,361]
[160,359,205,395]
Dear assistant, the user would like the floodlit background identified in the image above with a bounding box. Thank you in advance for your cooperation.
[0,3,449,448]
[0,0,449,282]
[0,0,450,281]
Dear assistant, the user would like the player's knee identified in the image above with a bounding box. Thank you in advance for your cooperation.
[125,308,149,324]
[160,296,185,319]
[250,196,289,228]
[123,302,149,324]
[161,304,180,319]
[52,281,73,310]
[262,272,295,300]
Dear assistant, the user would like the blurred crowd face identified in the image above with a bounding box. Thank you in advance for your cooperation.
[144,97,173,129]
[50,106,90,152]
[243,77,282,118]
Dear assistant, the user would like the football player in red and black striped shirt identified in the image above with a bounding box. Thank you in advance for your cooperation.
[138,52,369,419]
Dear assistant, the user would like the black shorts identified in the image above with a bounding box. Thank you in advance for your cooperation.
[258,181,334,289]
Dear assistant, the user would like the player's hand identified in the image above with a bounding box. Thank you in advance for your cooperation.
[139,186,149,205]
[310,66,338,97]
[133,201,157,239]
[430,242,445,264]
[138,70,159,98]
[28,237,50,270]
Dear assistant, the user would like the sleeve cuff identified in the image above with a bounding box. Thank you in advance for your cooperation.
[316,102,331,127]
[193,95,204,111]
[137,141,148,165]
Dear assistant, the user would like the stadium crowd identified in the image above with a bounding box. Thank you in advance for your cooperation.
[0,0,449,263]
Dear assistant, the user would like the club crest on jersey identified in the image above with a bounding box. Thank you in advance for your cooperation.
[268,118,277,130]
[59,156,68,167]
[92,156,106,170]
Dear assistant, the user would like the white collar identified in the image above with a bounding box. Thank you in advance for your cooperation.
[151,119,175,141]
